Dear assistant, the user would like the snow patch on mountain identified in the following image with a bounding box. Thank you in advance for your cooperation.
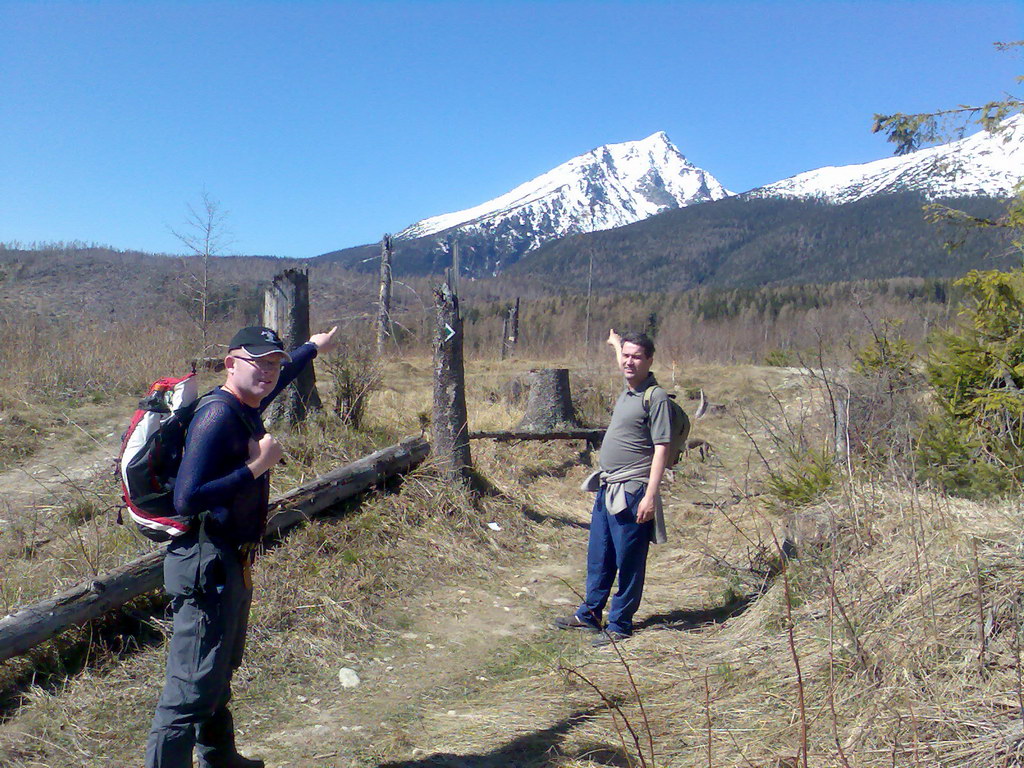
[748,114,1024,203]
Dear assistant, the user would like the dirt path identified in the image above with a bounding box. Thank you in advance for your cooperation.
[0,438,118,510]
[264,561,579,766]
[238,456,745,767]
[240,369,800,766]
[0,407,122,512]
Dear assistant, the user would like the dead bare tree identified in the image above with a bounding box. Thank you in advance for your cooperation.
[683,390,714,458]
[500,298,520,360]
[432,273,472,483]
[693,389,708,419]
[509,297,520,354]
[377,234,394,354]
[171,191,232,352]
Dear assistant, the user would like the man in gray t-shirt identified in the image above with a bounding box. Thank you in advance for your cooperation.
[599,370,673,473]
[555,329,671,647]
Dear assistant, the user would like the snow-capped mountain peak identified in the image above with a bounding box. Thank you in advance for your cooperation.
[394,133,731,270]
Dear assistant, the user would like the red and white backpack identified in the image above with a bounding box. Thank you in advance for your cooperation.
[118,373,207,542]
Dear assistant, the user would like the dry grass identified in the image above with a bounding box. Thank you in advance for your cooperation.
[0,353,550,765]
[377,479,1024,768]
[3,346,1024,768]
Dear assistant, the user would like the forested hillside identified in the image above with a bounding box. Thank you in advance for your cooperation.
[508,193,1013,291]
[318,193,1011,288]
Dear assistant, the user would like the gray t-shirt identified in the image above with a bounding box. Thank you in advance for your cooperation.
[599,374,673,473]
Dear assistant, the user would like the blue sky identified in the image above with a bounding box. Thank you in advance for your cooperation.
[1,0,1020,258]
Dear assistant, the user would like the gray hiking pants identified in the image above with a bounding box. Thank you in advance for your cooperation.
[145,533,252,768]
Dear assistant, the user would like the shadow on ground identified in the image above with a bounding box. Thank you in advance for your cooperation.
[637,592,759,631]
[377,708,632,768]
[470,471,589,531]
[519,456,586,482]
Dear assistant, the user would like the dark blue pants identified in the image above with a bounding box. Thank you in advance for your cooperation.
[577,488,652,636]
[146,534,251,768]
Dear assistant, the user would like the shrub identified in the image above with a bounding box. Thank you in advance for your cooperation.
[847,320,923,472]
[764,348,797,367]
[916,411,1018,498]
[321,340,382,430]
[852,321,916,381]
[766,446,836,507]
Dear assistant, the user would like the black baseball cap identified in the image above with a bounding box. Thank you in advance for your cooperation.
[228,326,292,361]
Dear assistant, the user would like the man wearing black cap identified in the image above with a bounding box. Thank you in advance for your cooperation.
[145,324,338,768]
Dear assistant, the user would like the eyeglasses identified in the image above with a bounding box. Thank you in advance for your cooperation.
[232,355,285,373]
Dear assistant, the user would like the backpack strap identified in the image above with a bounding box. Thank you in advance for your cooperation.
[193,389,261,438]
[641,386,664,437]
[641,385,663,413]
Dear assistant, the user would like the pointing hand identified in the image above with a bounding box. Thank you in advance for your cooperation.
[310,326,339,355]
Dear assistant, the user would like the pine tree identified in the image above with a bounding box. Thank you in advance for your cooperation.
[882,41,1024,494]
[919,265,1024,495]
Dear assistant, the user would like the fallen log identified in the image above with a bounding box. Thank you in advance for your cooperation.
[469,428,606,442]
[264,435,428,536]
[0,436,429,664]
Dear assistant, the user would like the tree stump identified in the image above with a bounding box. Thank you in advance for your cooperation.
[432,279,472,483]
[515,368,580,432]
[263,267,322,427]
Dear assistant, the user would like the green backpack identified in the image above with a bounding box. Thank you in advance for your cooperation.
[642,386,691,466]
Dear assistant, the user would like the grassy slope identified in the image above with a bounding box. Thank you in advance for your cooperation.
[0,357,1022,767]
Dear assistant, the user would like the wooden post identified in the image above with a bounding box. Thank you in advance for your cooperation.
[515,369,580,432]
[262,267,321,426]
[834,381,850,470]
[500,314,511,361]
[829,368,851,471]
[376,234,393,355]
[500,298,520,361]
[432,276,472,483]
[509,297,520,352]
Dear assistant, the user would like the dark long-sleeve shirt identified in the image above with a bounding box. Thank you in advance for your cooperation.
[172,342,317,546]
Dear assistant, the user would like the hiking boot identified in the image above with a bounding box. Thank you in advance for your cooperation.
[553,614,601,633]
[202,755,265,768]
[592,630,632,648]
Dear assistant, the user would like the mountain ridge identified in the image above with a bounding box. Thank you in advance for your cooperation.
[320,116,1022,280]
[320,132,731,276]
[747,115,1023,202]
[397,131,731,245]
